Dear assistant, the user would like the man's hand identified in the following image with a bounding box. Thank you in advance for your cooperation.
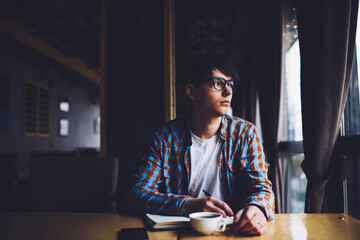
[233,205,267,236]
[182,197,234,217]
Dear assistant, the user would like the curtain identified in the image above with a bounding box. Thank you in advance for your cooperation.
[231,1,258,124]
[297,0,359,213]
[233,71,257,123]
[255,0,284,213]
[230,0,285,212]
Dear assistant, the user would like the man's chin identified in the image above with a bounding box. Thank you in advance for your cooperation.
[215,110,230,117]
[221,107,231,116]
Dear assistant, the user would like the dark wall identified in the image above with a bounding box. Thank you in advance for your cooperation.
[106,0,165,212]
[0,33,100,170]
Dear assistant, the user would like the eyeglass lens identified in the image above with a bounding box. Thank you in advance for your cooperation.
[212,78,235,91]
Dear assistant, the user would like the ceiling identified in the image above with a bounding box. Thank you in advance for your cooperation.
[0,0,245,79]
[0,0,101,74]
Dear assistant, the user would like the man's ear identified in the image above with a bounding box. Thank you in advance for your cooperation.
[185,83,196,101]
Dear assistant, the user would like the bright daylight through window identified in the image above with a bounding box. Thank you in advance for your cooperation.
[280,6,306,213]
[342,5,360,136]
[357,11,360,111]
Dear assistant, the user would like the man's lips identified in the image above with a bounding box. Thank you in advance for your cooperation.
[220,100,231,104]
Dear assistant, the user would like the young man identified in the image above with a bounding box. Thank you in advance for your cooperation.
[129,54,274,236]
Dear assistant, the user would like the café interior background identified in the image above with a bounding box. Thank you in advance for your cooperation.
[1,0,360,219]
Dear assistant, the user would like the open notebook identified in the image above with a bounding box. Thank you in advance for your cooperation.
[144,213,234,230]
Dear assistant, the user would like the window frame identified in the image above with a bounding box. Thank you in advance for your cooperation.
[23,79,50,137]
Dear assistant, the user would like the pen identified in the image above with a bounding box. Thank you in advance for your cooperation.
[202,189,211,197]
[202,189,232,218]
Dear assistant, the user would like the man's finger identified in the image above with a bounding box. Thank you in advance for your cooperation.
[235,212,261,233]
[211,198,234,216]
[234,208,244,222]
[182,197,235,217]
[205,203,227,217]
[238,220,267,236]
[234,205,267,233]
[234,207,255,230]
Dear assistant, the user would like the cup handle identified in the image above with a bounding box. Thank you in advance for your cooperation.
[216,218,227,232]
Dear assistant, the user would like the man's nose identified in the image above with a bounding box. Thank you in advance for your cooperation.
[222,85,232,96]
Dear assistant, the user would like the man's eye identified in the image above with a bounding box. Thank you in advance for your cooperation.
[214,80,225,86]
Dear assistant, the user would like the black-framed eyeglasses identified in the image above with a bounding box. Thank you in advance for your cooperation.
[203,77,236,91]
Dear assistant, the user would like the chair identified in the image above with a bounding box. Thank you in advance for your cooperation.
[0,153,17,211]
[28,156,118,213]
[76,147,100,156]
[30,150,78,159]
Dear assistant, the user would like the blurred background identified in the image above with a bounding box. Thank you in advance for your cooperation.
[0,0,359,219]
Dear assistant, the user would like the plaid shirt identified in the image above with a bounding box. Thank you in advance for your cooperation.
[129,115,275,220]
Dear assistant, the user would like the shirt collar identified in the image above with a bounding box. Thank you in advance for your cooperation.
[219,115,228,141]
[184,115,192,147]
[184,115,229,145]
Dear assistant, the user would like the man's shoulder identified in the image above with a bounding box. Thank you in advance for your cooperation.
[155,116,188,137]
[164,116,187,129]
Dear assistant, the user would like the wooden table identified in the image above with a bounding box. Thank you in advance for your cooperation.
[0,213,359,240]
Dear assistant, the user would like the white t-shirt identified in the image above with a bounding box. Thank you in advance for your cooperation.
[188,132,225,201]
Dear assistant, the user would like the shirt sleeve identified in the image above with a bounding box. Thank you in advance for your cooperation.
[128,131,190,216]
[242,125,275,221]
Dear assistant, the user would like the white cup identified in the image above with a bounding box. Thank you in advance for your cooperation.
[189,212,227,235]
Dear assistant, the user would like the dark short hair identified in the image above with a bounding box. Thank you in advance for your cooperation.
[182,54,239,85]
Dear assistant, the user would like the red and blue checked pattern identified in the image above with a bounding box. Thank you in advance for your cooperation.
[129,115,275,220]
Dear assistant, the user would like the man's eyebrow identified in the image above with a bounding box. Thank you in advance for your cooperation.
[212,77,233,80]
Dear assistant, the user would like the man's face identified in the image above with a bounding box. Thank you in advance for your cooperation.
[190,69,233,118]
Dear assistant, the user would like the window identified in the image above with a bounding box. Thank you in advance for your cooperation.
[279,5,306,213]
[342,17,360,136]
[59,118,69,136]
[23,79,50,137]
[59,101,69,112]
[356,9,360,120]
[338,4,360,220]
[59,96,70,112]
[0,75,10,131]
[283,39,302,141]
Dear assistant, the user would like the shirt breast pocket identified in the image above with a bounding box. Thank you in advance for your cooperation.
[228,155,249,172]
[239,156,249,169]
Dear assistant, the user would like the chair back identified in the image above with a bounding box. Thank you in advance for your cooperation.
[0,153,17,210]
[30,151,78,159]
[28,156,118,213]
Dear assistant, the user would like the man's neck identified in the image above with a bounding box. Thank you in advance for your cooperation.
[190,111,222,139]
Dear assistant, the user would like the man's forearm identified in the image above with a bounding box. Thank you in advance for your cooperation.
[243,187,275,221]
[129,184,190,215]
